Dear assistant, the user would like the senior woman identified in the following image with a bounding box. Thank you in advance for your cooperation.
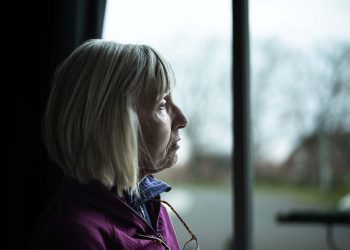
[31,39,197,250]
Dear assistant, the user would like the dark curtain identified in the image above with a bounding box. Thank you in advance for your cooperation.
[13,1,106,249]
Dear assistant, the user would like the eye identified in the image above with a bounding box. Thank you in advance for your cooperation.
[159,100,167,110]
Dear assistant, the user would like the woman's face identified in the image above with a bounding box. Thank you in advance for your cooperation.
[138,93,187,176]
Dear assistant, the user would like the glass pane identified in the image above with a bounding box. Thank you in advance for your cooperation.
[250,0,350,249]
[103,1,232,249]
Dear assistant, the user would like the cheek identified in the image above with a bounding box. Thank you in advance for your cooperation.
[143,114,172,160]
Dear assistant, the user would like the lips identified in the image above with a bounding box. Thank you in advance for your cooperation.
[169,143,180,150]
[169,138,181,151]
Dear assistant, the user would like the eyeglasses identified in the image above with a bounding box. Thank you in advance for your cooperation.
[153,199,199,250]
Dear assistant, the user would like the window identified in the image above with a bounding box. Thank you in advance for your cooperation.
[250,0,350,249]
[103,1,233,249]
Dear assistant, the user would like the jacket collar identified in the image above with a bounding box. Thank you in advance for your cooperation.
[130,175,171,205]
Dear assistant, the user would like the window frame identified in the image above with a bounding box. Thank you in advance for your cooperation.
[232,0,252,250]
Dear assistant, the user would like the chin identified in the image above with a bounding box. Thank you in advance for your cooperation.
[153,154,178,174]
[162,154,178,169]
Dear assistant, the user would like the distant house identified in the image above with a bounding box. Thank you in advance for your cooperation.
[280,131,350,186]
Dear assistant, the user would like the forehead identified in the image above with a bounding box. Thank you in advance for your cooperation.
[138,77,172,107]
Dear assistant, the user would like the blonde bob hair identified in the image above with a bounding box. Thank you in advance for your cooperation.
[43,39,174,197]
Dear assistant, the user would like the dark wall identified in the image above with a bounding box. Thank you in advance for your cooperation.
[12,1,106,249]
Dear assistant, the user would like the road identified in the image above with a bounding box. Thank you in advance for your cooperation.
[161,186,350,250]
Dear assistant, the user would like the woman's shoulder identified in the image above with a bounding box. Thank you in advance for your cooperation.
[31,200,113,250]
[49,198,109,227]
[33,178,117,240]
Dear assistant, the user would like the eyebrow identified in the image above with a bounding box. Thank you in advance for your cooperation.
[157,92,170,101]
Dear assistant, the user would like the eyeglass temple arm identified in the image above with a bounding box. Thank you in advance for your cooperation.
[151,199,198,242]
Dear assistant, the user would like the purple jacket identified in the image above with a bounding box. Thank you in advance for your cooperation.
[32,177,180,250]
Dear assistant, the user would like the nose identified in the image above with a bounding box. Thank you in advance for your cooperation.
[172,105,187,130]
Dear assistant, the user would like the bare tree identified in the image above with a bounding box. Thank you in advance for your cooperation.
[169,37,231,158]
[311,43,350,192]
[251,39,350,191]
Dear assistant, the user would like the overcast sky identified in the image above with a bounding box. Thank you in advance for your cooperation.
[103,0,350,47]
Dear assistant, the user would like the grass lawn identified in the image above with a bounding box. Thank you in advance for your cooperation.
[162,177,349,208]
[254,181,350,208]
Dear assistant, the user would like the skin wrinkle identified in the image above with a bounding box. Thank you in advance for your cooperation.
[138,93,187,178]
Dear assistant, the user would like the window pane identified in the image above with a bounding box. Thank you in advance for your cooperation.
[103,1,232,249]
[250,0,350,249]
